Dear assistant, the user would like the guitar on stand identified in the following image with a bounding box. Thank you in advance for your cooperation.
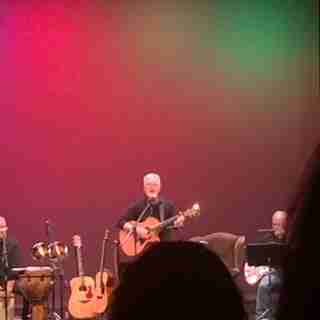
[119,203,200,256]
[92,229,114,316]
[68,235,95,319]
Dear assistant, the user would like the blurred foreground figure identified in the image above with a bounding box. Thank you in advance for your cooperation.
[277,143,320,320]
[108,241,247,320]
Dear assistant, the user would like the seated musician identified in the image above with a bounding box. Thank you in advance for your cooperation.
[255,210,288,320]
[0,216,22,320]
[116,173,185,276]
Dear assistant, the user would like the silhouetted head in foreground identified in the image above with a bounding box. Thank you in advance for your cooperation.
[109,241,247,320]
[277,143,320,320]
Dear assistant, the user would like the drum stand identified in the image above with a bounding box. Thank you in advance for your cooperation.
[49,261,66,320]
[3,272,9,320]
[2,240,11,320]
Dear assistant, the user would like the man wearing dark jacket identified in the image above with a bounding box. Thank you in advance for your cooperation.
[0,216,22,320]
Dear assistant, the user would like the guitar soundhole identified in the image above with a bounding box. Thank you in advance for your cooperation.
[79,285,87,291]
[86,286,93,299]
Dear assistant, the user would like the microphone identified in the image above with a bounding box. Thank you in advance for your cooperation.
[45,220,53,243]
[257,228,274,233]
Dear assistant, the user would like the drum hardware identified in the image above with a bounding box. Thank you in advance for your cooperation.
[48,242,68,261]
[31,220,69,320]
[31,242,68,262]
[31,243,68,320]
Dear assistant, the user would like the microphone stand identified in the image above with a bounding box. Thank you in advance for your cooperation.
[120,201,152,256]
[48,260,64,320]
[112,240,120,284]
[46,220,63,320]
[46,221,56,320]
[58,261,66,320]
[132,202,152,256]
[46,220,66,320]
[133,199,160,255]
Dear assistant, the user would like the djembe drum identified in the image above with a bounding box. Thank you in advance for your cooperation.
[14,267,54,320]
[0,280,15,320]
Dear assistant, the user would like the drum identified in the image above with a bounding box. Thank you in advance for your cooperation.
[0,280,15,320]
[14,266,54,304]
[0,297,14,320]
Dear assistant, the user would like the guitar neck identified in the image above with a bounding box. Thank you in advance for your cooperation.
[99,242,106,274]
[150,214,179,231]
[76,246,86,283]
[149,206,199,232]
[98,238,108,277]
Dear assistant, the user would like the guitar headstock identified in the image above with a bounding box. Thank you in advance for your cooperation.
[182,203,201,218]
[72,235,82,248]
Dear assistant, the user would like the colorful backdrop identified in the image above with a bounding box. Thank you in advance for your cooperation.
[0,0,318,285]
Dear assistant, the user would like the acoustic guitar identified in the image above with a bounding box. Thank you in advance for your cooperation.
[92,229,114,315]
[68,235,96,319]
[119,203,200,256]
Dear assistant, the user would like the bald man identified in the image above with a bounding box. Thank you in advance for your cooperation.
[255,210,288,320]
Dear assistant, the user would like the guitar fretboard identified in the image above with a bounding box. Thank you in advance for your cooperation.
[76,246,85,278]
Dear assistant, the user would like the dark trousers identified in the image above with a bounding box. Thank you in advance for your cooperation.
[256,270,282,320]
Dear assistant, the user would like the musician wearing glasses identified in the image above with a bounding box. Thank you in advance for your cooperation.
[0,216,22,320]
[116,173,185,278]
[118,173,185,243]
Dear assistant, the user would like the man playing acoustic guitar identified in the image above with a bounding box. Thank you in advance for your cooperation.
[117,173,185,272]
